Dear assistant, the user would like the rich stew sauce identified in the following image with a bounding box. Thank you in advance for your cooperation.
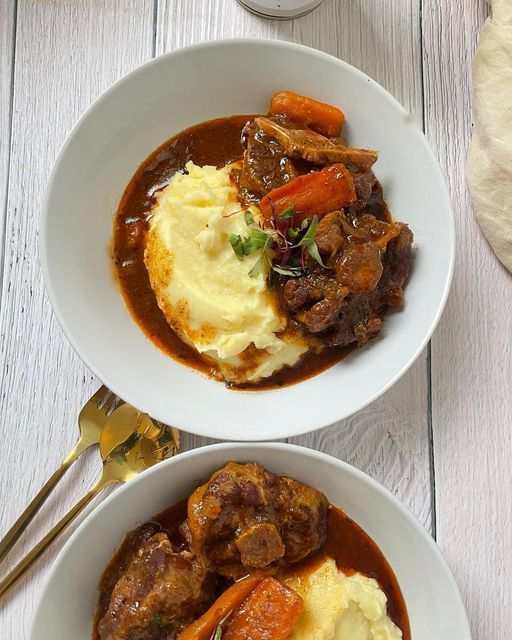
[95,503,410,640]
[113,116,349,390]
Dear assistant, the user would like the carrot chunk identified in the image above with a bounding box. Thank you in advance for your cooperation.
[178,574,263,640]
[269,91,345,137]
[260,164,356,226]
[223,576,303,640]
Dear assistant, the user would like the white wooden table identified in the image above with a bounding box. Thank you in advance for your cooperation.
[1,1,510,637]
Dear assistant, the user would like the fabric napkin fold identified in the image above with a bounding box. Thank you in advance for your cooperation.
[467,0,512,273]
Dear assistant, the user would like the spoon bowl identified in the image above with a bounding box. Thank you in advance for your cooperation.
[100,404,180,483]
[0,404,180,600]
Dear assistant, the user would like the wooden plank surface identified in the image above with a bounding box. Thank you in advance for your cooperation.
[0,2,153,637]
[0,1,503,638]
[0,0,16,271]
[423,1,511,637]
[157,0,433,532]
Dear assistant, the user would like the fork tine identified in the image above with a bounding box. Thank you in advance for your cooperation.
[101,392,126,417]
[89,384,111,408]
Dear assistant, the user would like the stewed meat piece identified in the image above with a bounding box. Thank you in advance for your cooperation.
[350,172,378,211]
[335,243,384,294]
[98,531,213,640]
[280,210,413,345]
[283,273,348,311]
[186,462,329,578]
[97,523,160,615]
[299,297,346,334]
[254,117,379,170]
[240,120,299,202]
[315,211,345,258]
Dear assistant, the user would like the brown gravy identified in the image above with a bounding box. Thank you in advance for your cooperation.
[113,116,350,390]
[95,503,410,640]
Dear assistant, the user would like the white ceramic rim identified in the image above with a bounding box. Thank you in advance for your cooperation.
[29,442,470,639]
[39,39,455,440]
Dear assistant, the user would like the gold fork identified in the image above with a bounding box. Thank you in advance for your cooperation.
[0,385,118,563]
[0,404,180,599]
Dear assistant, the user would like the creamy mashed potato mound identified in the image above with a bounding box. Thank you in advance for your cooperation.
[144,161,308,383]
[284,558,402,640]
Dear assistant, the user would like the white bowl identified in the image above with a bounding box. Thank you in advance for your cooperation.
[40,39,454,440]
[30,443,470,640]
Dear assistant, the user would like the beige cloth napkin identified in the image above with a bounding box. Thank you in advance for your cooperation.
[467,0,512,273]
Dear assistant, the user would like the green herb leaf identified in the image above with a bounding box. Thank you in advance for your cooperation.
[288,227,299,239]
[278,207,296,220]
[302,215,319,240]
[272,264,304,277]
[228,234,244,261]
[297,217,326,267]
[248,236,273,278]
[243,228,272,255]
[214,625,223,640]
[300,218,311,231]
[301,237,326,267]
[244,210,255,226]
[248,254,264,278]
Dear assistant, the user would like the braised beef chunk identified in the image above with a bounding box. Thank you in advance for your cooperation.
[97,523,161,618]
[315,211,345,258]
[298,296,346,334]
[351,172,377,211]
[335,243,384,294]
[240,120,299,202]
[283,273,348,311]
[281,212,414,345]
[254,117,379,169]
[186,462,328,578]
[98,532,213,640]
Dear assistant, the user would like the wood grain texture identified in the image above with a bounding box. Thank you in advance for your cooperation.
[0,0,16,276]
[157,0,433,532]
[1,0,499,636]
[0,1,154,636]
[423,1,511,638]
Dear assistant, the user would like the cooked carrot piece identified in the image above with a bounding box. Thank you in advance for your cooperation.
[178,574,263,640]
[223,576,303,640]
[260,164,356,225]
[269,91,345,137]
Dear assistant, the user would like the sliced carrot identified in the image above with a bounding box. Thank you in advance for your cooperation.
[223,576,303,640]
[178,574,263,640]
[269,91,345,137]
[260,164,356,226]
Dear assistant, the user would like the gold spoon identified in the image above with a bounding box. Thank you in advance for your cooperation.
[0,385,118,563]
[0,404,180,600]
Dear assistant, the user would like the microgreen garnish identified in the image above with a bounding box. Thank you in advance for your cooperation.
[248,235,274,278]
[244,210,255,226]
[227,207,327,280]
[228,233,244,261]
[272,264,304,277]
[278,206,296,220]
[297,216,326,267]
[242,228,271,255]
[214,625,223,640]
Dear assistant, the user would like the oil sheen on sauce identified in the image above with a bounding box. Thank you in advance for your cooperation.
[112,116,349,390]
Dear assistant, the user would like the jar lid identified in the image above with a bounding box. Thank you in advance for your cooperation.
[236,0,325,19]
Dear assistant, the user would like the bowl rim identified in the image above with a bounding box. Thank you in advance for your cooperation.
[29,442,470,639]
[39,38,455,440]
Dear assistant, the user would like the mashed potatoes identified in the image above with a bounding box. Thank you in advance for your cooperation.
[283,558,402,640]
[144,161,308,383]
